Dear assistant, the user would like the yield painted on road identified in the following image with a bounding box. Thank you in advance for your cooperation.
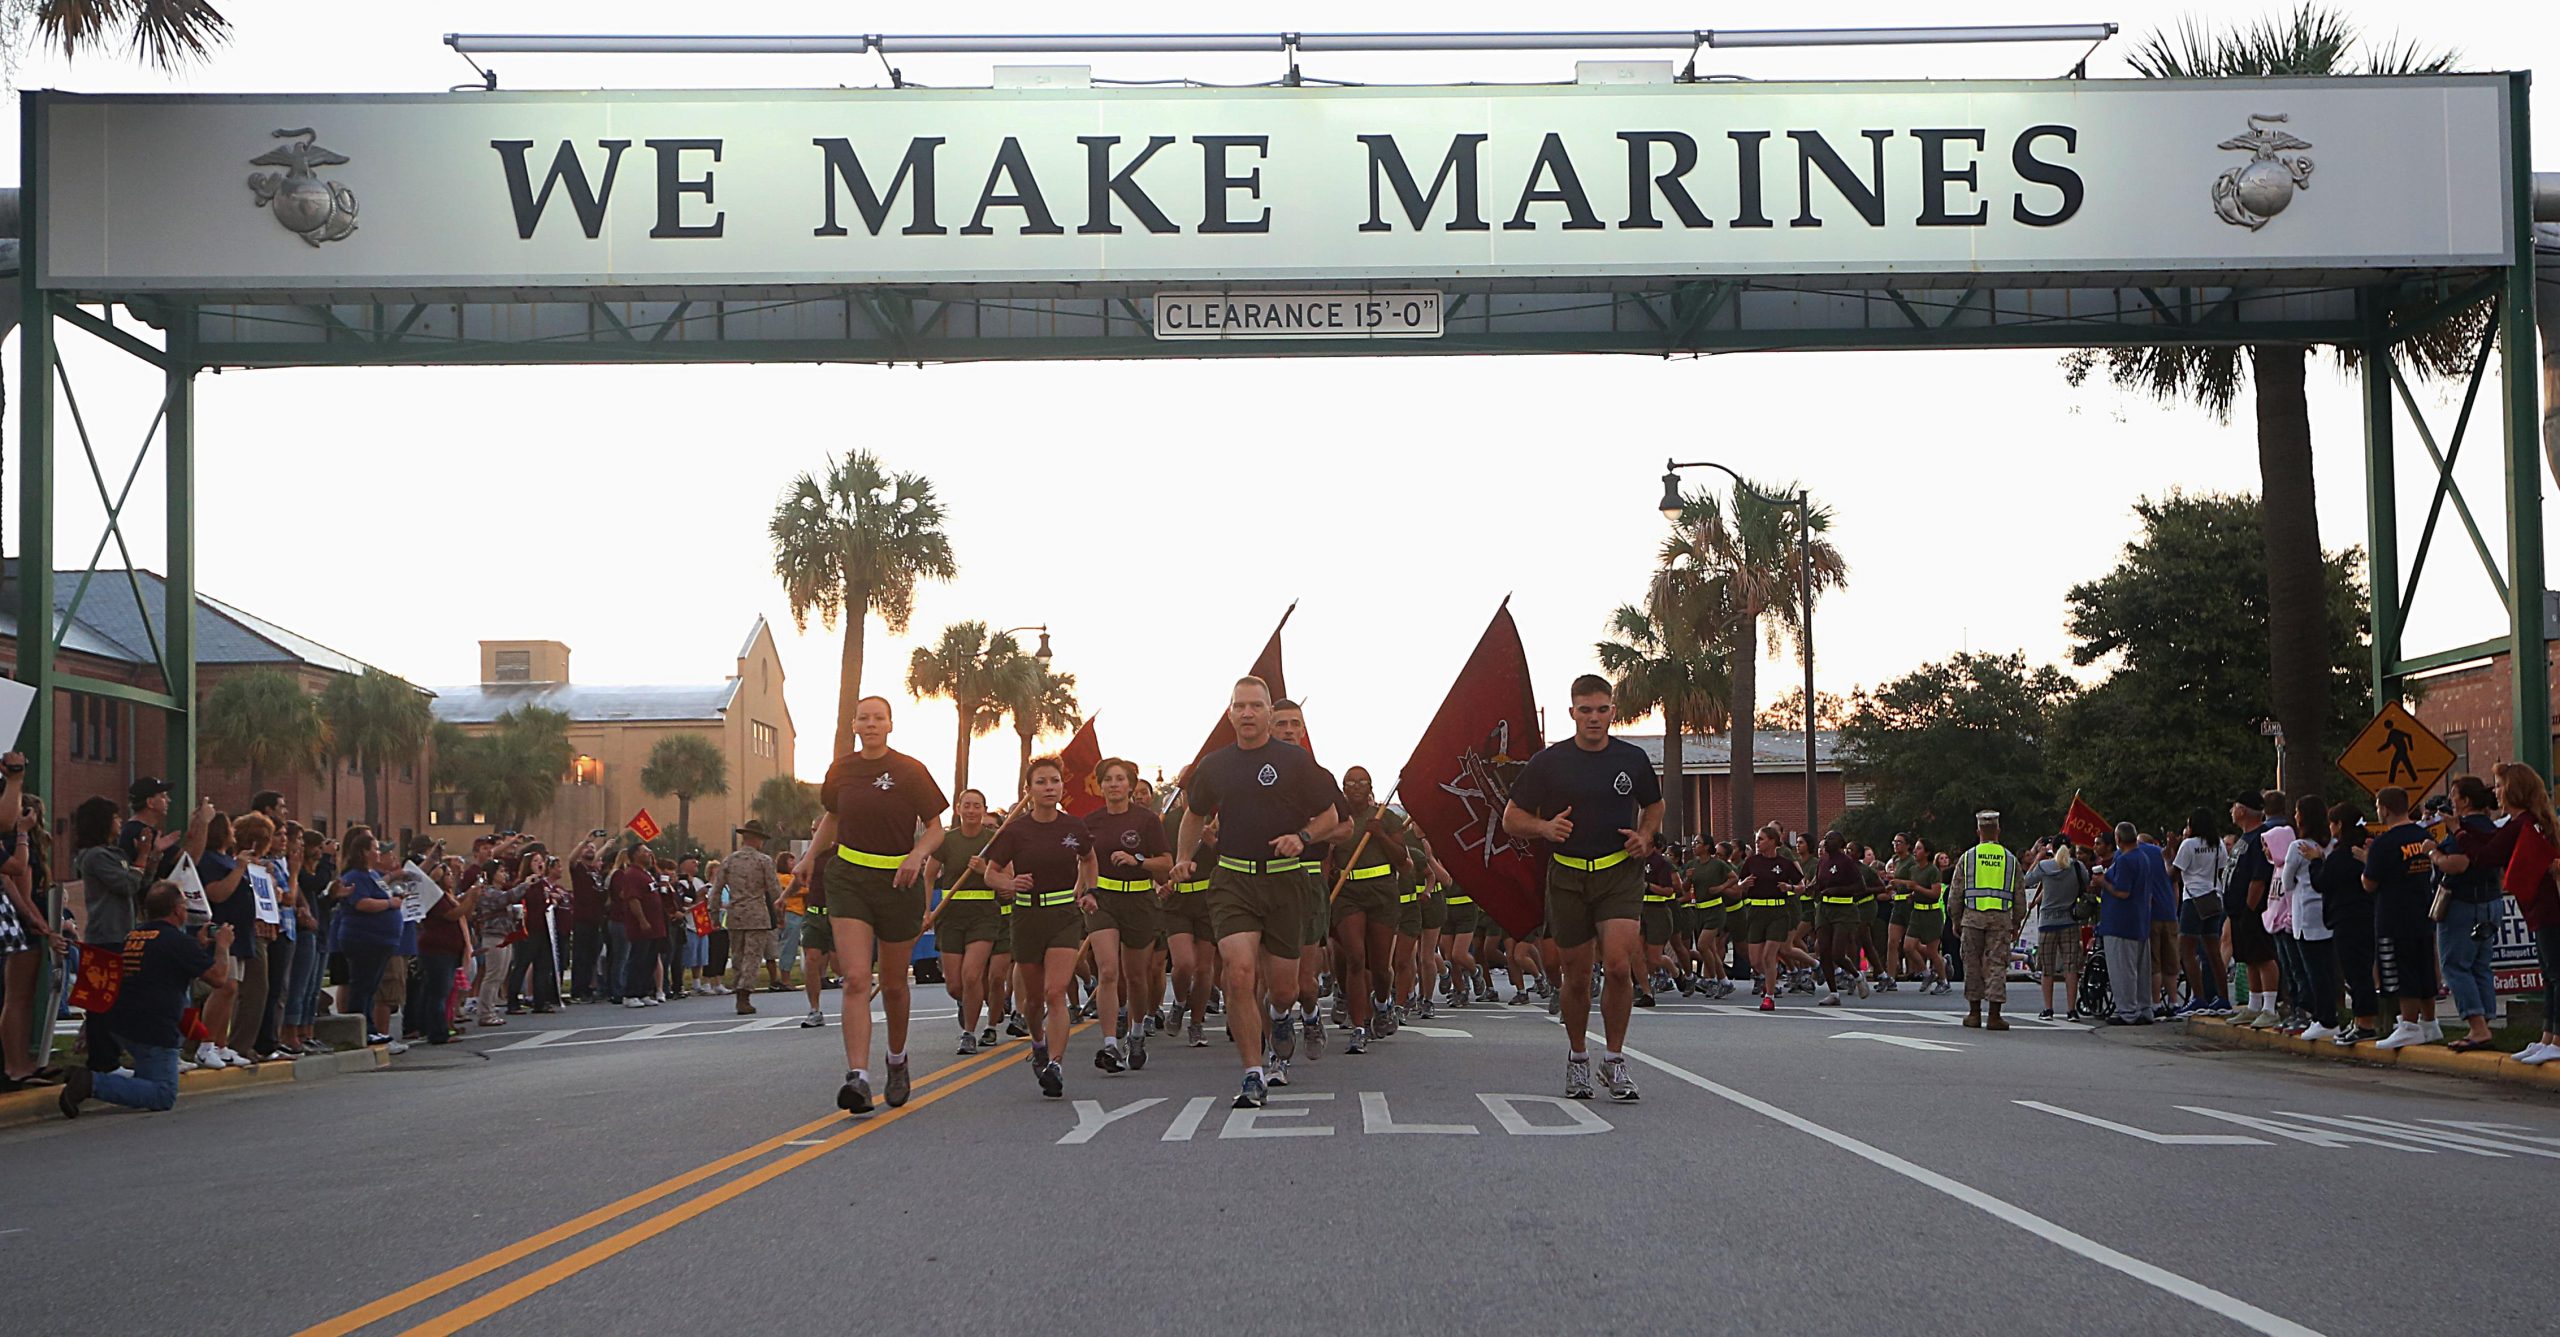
[1056,1090,1611,1144]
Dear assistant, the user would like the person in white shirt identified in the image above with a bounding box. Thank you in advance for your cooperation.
[2171,808,2232,1015]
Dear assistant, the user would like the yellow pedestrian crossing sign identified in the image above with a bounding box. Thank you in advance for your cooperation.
[2337,702,2457,798]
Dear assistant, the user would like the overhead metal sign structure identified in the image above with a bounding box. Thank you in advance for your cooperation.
[7,69,2549,805]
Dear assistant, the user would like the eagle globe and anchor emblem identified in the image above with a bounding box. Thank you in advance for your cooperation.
[246,127,359,246]
[2212,112,2314,231]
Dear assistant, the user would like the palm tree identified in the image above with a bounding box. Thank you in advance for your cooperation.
[2064,4,2466,790]
[641,732,730,851]
[769,449,958,759]
[906,621,1028,796]
[1000,659,1081,796]
[1661,485,1846,839]
[318,668,432,829]
[752,773,824,837]
[1595,602,1729,842]
[199,667,327,792]
[433,707,575,832]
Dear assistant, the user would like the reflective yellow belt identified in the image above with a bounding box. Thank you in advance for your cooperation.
[836,846,904,870]
[945,889,995,902]
[1552,850,1628,872]
[1644,893,1674,904]
[1820,894,1860,905]
[1218,856,1302,875]
[1743,896,1783,907]
[1096,877,1149,893]
[1397,890,1418,904]
[1446,894,1473,906]
[1028,889,1078,908]
[1176,879,1211,894]
[1346,865,1394,881]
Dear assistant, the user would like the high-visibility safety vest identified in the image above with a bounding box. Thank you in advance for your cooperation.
[1966,844,2013,913]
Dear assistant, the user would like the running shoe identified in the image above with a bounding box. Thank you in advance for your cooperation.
[2038,1008,2055,1021]
[1128,1027,1148,1071]
[1675,976,1695,996]
[885,1060,911,1108]
[1854,974,1872,999]
[1005,1013,1029,1037]
[1508,989,1532,1006]
[1038,1061,1064,1099]
[1546,991,1562,1018]
[2374,1020,2428,1050]
[800,1008,824,1028]
[1272,1012,1298,1062]
[1448,993,1470,1010]
[2298,1022,2337,1042]
[1188,1019,1208,1047]
[837,1071,874,1115]
[2421,1019,2445,1043]
[1416,998,1435,1021]
[1757,993,1776,1012]
[981,1026,999,1047]
[1096,1041,1126,1074]
[1345,1026,1369,1055]
[1267,1058,1291,1087]
[1634,991,1657,1009]
[1816,992,1841,1007]
[2515,1042,2559,1065]
[1305,1012,1325,1060]
[958,1031,979,1055]
[1564,1056,1595,1099]
[2331,1022,2369,1046]
[1235,1070,1267,1109]
[1601,1056,1639,1102]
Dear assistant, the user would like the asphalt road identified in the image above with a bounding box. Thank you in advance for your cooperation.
[5,978,2554,1337]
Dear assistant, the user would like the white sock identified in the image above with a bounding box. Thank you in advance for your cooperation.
[887,1051,906,1067]
[851,1068,869,1084]
[1569,1050,1589,1062]
[1103,1035,1120,1050]
[1246,1065,1265,1082]
[1604,1051,1624,1064]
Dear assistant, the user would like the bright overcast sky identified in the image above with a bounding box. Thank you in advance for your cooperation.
[4,1,2554,803]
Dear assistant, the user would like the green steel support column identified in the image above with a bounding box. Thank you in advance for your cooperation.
[2362,303,2400,712]
[2501,71,2550,778]
[163,312,197,808]
[14,99,52,797]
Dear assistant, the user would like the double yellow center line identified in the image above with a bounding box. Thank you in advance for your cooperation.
[299,1033,1053,1337]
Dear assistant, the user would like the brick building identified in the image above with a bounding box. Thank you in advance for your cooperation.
[1617,730,1859,841]
[0,563,434,857]
[2407,643,2560,798]
[425,619,796,853]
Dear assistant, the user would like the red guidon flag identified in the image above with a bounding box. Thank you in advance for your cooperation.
[1399,601,1546,939]
[2060,793,2110,849]
[1191,604,1294,770]
[1059,716,1105,818]
[627,808,663,842]
[69,942,125,1013]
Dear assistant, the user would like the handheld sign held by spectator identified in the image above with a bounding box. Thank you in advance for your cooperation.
[628,809,662,842]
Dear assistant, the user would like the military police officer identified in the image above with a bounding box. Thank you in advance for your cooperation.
[1955,810,2024,1032]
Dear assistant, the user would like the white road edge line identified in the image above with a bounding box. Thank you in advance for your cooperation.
[1621,1044,2324,1337]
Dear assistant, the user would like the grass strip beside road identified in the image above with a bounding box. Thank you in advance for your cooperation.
[296,1037,1031,1337]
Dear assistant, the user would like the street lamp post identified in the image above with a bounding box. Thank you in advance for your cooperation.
[997,624,1054,664]
[1660,460,1820,838]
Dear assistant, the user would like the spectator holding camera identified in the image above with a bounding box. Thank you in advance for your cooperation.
[58,881,233,1118]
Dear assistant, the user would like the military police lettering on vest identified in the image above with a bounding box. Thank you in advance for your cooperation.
[1952,810,2025,1032]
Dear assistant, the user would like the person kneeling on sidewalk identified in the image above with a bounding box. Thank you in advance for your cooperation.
[61,881,233,1117]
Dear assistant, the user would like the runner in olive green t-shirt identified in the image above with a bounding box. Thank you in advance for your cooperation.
[921,790,1002,1054]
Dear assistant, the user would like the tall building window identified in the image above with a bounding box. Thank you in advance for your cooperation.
[2444,731,2470,787]
[63,692,119,762]
[494,649,532,682]
[67,691,84,758]
[752,721,777,758]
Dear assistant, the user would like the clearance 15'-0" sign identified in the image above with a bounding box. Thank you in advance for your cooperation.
[31,76,2513,293]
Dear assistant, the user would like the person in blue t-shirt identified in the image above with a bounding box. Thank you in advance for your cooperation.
[59,882,233,1118]
[2095,823,2170,1025]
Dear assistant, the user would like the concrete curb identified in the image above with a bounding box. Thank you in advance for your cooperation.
[0,1043,391,1131]
[2183,1016,2560,1092]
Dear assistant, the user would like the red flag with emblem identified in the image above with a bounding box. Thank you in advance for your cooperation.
[1191,604,1294,770]
[1398,601,1546,939]
[627,809,662,842]
[69,943,124,1012]
[2060,793,2109,848]
[1059,716,1106,818]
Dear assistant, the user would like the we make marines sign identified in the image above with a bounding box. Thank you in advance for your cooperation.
[29,76,2512,293]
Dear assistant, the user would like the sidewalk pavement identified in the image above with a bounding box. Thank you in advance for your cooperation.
[2185,1015,2560,1092]
[0,1045,388,1130]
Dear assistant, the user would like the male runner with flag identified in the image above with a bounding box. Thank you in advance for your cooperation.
[1176,677,1339,1109]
